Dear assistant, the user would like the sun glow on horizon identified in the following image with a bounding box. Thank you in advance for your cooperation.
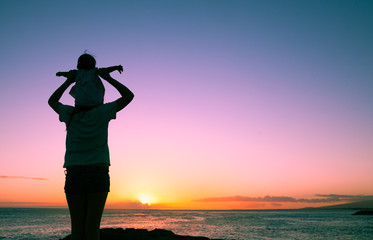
[138,193,156,206]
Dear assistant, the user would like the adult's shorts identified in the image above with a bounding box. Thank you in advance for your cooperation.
[64,165,110,194]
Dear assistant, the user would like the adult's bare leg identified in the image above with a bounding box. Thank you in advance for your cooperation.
[66,194,86,240]
[85,192,108,240]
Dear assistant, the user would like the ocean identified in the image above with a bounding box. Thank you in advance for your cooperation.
[0,208,372,239]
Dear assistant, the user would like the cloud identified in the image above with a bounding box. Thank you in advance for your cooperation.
[0,176,48,181]
[0,202,65,207]
[195,195,298,203]
[0,202,51,205]
[271,203,282,207]
[246,203,267,208]
[195,194,373,204]
[313,194,373,202]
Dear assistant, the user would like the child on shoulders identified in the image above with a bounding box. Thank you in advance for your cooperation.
[56,54,123,107]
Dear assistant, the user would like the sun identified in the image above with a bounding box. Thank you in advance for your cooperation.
[138,193,155,206]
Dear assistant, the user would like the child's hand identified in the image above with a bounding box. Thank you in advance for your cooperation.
[116,65,123,74]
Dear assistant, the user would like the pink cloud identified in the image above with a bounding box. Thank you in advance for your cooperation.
[195,194,373,203]
[0,176,48,181]
[0,202,65,207]
[271,203,283,207]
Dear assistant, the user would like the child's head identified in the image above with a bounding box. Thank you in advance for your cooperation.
[77,53,96,70]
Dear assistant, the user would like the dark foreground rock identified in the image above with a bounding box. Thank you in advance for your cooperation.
[352,210,373,215]
[60,228,224,240]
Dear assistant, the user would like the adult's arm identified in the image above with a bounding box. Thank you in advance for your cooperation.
[100,72,134,112]
[48,78,74,113]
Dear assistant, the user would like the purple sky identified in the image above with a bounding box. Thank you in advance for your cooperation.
[0,0,372,209]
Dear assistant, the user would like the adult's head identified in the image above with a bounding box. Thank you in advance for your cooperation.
[77,53,96,70]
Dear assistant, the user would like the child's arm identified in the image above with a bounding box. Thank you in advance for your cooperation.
[56,70,77,79]
[98,65,123,75]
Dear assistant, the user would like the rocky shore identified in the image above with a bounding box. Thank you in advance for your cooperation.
[60,228,224,240]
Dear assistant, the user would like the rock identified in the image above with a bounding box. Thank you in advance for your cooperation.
[60,228,223,240]
[352,210,373,215]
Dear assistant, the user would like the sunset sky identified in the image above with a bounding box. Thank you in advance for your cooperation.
[0,0,372,210]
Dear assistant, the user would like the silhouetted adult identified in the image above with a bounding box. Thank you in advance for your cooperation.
[48,54,134,240]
